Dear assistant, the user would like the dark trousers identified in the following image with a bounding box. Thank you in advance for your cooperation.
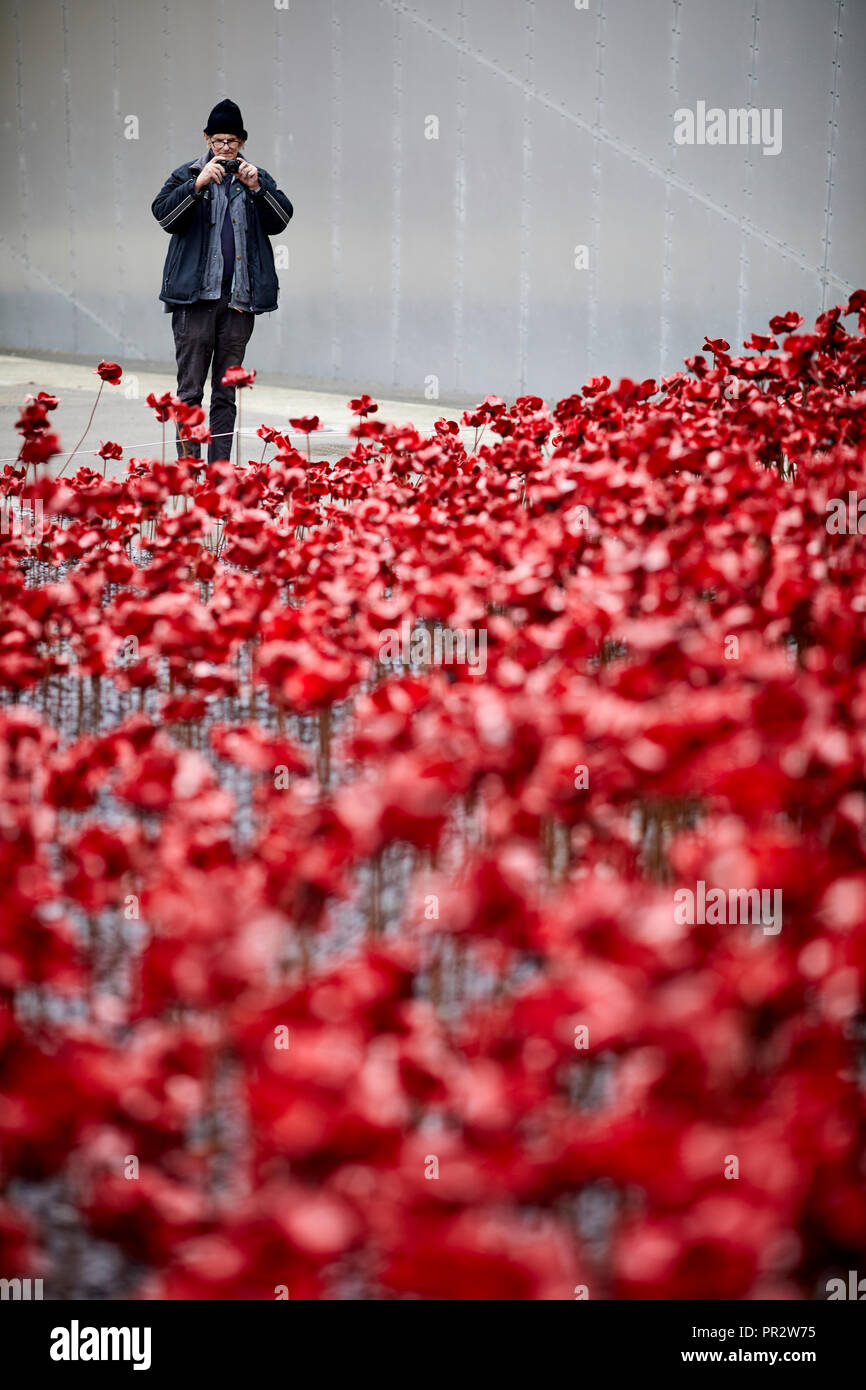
[171,286,256,463]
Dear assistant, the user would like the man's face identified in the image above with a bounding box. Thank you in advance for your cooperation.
[205,132,244,158]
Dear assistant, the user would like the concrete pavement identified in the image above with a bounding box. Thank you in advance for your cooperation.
[0,349,479,476]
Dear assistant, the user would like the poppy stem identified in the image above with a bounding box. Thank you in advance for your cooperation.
[369,851,383,936]
[58,378,105,477]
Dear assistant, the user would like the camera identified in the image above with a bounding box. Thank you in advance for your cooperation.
[216,157,241,174]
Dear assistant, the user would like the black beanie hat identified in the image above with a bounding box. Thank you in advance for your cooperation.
[204,99,247,141]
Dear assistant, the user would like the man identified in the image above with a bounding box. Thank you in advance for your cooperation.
[151,99,293,464]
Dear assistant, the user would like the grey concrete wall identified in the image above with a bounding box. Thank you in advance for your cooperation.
[0,0,862,405]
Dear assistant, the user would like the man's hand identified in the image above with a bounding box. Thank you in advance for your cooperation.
[237,159,261,191]
[193,158,227,193]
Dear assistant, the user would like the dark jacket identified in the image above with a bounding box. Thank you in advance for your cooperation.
[152,158,293,314]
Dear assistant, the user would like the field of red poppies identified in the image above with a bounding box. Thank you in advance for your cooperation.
[2,294,866,1300]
